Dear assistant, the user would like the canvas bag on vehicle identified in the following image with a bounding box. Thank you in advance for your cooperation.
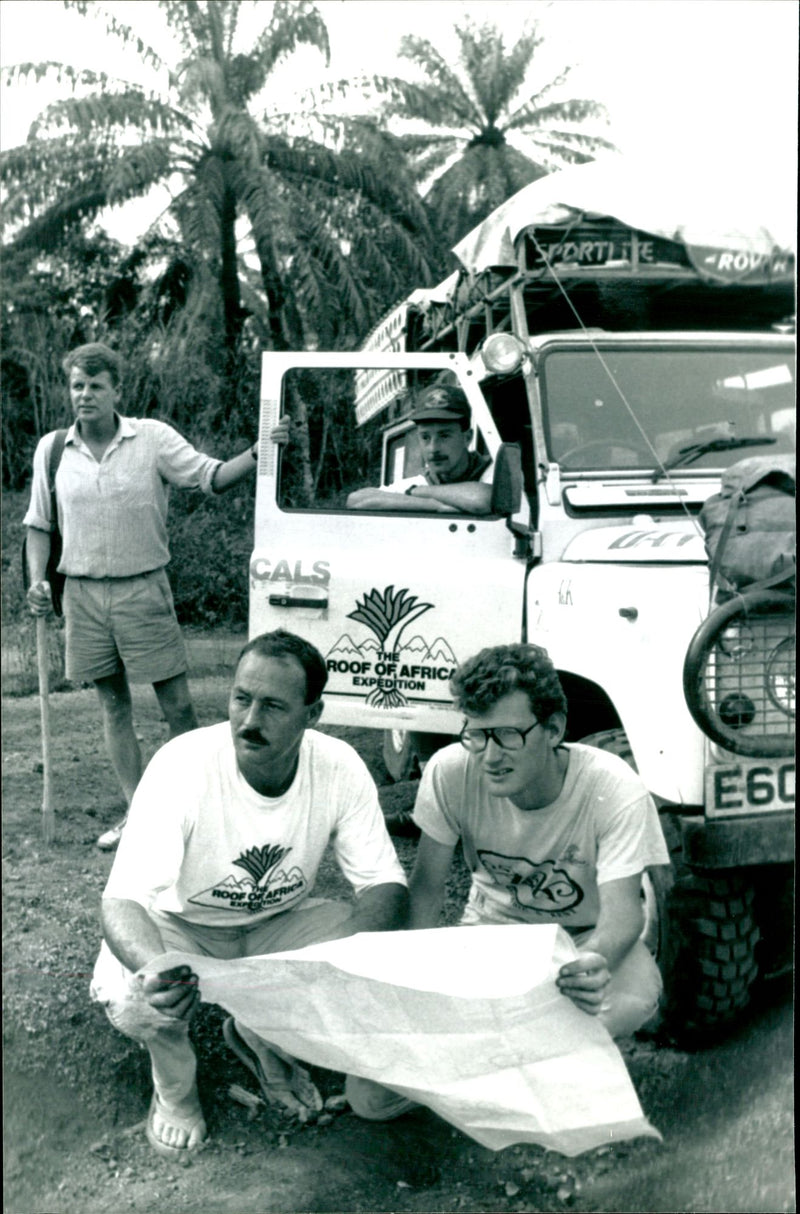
[699,454,796,600]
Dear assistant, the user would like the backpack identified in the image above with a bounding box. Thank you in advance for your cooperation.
[22,430,68,617]
[699,454,796,602]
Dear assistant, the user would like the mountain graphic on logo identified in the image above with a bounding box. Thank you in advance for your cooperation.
[200,874,251,893]
[399,634,428,657]
[188,865,306,911]
[327,634,364,659]
[327,634,382,660]
[426,637,457,664]
[268,865,305,890]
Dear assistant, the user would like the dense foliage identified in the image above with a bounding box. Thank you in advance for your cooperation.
[1,3,611,629]
[1,0,447,526]
[2,1,438,361]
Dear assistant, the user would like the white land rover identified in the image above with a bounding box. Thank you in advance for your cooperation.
[250,163,795,1036]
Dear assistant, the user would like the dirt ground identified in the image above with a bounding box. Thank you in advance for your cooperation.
[3,667,795,1214]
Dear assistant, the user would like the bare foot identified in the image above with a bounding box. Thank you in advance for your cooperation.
[258,1045,324,1113]
[224,1019,323,1114]
[146,1092,207,1157]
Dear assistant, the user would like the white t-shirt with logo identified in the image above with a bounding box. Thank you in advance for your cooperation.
[103,723,407,927]
[413,742,669,930]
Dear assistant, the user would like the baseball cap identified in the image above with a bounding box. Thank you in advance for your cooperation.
[409,386,471,426]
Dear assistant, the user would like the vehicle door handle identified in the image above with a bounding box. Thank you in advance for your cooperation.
[269,594,329,608]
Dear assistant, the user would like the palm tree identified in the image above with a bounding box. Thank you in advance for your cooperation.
[1,1,436,362]
[375,17,615,246]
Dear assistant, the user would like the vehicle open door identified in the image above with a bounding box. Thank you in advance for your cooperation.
[250,353,531,736]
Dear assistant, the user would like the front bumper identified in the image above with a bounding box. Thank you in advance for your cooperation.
[680,811,795,870]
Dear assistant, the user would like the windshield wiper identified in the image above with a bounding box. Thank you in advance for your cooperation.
[651,436,777,482]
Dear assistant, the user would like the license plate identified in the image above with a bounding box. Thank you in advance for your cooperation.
[706,760,795,816]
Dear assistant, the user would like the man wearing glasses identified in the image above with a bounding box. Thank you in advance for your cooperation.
[346,642,671,1125]
[407,642,669,1035]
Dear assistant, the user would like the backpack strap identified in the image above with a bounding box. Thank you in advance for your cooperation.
[46,429,68,507]
[707,488,743,601]
[22,429,68,595]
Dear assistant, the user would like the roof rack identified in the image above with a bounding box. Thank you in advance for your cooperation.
[407,218,796,357]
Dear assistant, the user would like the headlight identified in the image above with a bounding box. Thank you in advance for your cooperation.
[481,333,527,375]
[684,591,795,758]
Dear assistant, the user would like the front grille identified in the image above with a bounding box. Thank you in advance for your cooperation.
[684,591,795,758]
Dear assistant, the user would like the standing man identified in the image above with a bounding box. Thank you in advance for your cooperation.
[346,384,493,514]
[90,629,408,1159]
[24,342,282,850]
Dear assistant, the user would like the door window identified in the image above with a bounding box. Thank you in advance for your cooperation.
[277,366,489,511]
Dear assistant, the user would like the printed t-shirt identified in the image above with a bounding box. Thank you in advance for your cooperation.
[103,723,407,927]
[413,742,669,930]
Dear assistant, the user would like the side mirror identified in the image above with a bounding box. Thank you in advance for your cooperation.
[490,443,523,516]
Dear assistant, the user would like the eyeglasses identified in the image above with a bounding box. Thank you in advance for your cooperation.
[459,721,542,753]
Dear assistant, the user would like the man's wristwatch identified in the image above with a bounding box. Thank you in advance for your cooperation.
[251,443,258,461]
[405,484,417,496]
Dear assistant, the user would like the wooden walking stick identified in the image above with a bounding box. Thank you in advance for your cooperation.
[36,614,55,844]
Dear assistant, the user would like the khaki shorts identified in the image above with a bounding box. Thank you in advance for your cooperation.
[64,569,187,685]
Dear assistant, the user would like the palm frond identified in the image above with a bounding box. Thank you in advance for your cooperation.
[210,105,262,165]
[260,134,431,239]
[172,173,223,264]
[178,54,229,115]
[507,96,609,133]
[0,136,81,190]
[424,142,546,246]
[396,38,480,126]
[454,22,513,125]
[64,1,168,73]
[361,126,456,185]
[28,90,193,139]
[503,67,572,125]
[502,24,547,100]
[105,139,176,205]
[2,136,131,226]
[5,184,111,253]
[158,0,214,58]
[521,129,615,161]
[206,1,227,64]
[223,0,240,56]
[251,0,330,79]
[3,61,115,91]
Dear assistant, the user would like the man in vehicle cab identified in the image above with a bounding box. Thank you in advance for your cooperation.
[347,385,493,514]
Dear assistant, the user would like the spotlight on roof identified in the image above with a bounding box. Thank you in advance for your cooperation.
[481,333,528,376]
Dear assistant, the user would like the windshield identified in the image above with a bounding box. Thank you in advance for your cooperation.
[542,347,795,473]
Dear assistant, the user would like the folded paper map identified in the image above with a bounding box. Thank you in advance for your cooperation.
[144,923,660,1155]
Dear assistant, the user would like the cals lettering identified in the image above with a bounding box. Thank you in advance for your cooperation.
[251,558,330,586]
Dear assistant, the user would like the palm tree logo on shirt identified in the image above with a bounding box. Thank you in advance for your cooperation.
[233,844,291,885]
[188,841,306,915]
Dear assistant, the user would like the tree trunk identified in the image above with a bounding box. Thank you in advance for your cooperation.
[251,232,314,497]
[252,232,291,352]
[219,176,243,363]
[288,385,315,507]
[312,406,330,497]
